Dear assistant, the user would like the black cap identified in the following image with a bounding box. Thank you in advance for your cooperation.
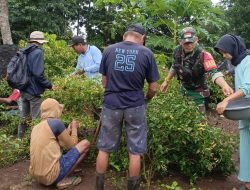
[126,23,146,35]
[68,36,85,47]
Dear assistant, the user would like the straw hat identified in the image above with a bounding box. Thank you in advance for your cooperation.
[29,31,48,44]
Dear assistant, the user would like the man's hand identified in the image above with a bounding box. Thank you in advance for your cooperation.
[214,76,233,97]
[222,85,234,97]
[75,69,84,75]
[0,97,12,104]
[71,69,85,77]
[52,85,58,91]
[160,81,169,93]
[7,105,18,110]
[67,120,79,135]
[146,82,157,100]
[67,123,72,135]
[71,119,79,129]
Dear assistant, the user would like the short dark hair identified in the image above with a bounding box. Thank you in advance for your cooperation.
[126,23,146,36]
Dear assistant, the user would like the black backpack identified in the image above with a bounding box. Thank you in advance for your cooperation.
[7,46,37,90]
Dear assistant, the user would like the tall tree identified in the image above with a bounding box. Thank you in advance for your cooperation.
[92,0,227,54]
[221,0,250,47]
[140,0,227,50]
[8,0,79,43]
[0,0,13,44]
[83,0,146,47]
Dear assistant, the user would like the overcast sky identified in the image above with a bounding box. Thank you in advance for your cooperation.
[212,0,220,4]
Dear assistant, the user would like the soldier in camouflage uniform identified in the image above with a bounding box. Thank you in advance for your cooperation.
[160,27,233,112]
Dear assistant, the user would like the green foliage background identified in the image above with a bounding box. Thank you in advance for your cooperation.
[0,27,237,187]
[0,0,245,185]
[2,0,249,52]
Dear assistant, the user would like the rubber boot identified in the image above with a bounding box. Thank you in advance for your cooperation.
[127,176,140,190]
[18,124,27,139]
[95,172,104,190]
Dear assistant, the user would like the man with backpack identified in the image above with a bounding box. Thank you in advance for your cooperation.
[69,36,102,79]
[160,27,233,113]
[17,31,54,138]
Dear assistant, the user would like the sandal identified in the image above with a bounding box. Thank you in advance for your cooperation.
[56,176,82,189]
[73,168,82,173]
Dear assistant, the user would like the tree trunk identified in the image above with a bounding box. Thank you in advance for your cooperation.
[0,0,13,45]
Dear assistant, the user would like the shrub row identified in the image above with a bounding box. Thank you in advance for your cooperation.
[0,36,236,183]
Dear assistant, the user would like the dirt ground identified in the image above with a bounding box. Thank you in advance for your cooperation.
[0,109,244,190]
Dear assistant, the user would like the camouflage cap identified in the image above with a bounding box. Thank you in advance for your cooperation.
[179,27,196,43]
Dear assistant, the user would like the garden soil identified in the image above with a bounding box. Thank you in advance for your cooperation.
[0,109,244,190]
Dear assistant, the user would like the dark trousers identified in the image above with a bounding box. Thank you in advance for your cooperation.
[18,92,41,138]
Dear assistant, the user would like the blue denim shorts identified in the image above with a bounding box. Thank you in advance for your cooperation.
[54,147,80,184]
[97,105,147,154]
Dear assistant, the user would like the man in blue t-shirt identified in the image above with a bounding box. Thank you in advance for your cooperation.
[69,36,102,79]
[95,23,160,190]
